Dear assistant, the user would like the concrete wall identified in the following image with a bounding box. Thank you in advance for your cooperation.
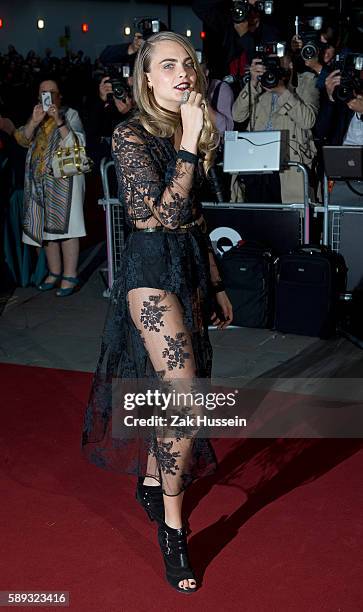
[0,0,202,60]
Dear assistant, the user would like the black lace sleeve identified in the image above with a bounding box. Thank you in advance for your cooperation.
[112,122,197,229]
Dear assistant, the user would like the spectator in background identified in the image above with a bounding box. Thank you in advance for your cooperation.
[0,110,15,137]
[193,0,281,81]
[232,51,319,203]
[99,32,144,66]
[200,60,234,201]
[85,74,134,167]
[314,66,363,204]
[14,79,87,296]
[201,61,235,134]
[291,22,340,90]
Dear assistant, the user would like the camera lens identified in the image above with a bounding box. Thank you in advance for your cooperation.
[333,84,355,104]
[260,70,279,88]
[301,43,318,61]
[231,0,250,23]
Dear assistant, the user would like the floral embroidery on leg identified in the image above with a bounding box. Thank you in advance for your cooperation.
[150,439,181,476]
[162,332,190,370]
[140,294,171,332]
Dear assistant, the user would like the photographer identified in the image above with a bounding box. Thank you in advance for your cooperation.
[232,50,319,202]
[291,21,340,91]
[86,74,134,167]
[315,61,363,203]
[315,66,363,145]
[99,32,144,67]
[193,0,280,81]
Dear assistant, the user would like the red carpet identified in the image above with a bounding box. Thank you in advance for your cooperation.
[0,363,362,611]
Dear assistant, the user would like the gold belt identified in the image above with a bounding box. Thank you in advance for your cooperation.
[135,217,203,233]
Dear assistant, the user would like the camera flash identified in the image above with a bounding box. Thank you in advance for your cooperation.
[124,26,131,36]
[276,42,285,57]
[152,20,160,33]
[311,16,323,31]
[37,19,45,30]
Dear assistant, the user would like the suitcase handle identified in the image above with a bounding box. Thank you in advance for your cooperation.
[295,244,331,256]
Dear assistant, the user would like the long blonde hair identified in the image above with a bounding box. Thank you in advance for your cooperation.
[133,31,219,174]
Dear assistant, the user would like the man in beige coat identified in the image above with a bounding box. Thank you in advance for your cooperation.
[232,53,320,203]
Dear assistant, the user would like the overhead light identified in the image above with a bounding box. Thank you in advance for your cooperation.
[124,26,131,36]
[37,19,45,30]
[186,29,192,38]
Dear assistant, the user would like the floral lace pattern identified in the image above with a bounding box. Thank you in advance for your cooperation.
[140,294,170,333]
[81,116,217,495]
[162,333,190,370]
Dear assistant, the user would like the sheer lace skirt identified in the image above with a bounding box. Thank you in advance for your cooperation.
[81,227,217,495]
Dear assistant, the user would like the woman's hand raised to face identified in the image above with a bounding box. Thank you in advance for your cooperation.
[32,104,46,127]
[180,91,204,154]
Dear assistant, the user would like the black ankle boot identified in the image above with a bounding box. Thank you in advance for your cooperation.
[135,479,165,524]
[157,521,197,594]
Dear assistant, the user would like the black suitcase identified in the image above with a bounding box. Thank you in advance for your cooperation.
[274,245,347,338]
[219,241,275,328]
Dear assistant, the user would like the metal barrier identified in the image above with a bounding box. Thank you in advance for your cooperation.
[99,159,311,289]
[316,174,363,291]
[99,158,125,289]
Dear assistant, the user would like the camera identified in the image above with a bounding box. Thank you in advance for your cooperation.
[256,42,285,57]
[231,0,273,24]
[258,55,286,89]
[295,16,327,62]
[103,66,132,103]
[254,44,286,89]
[332,53,363,104]
[134,18,162,39]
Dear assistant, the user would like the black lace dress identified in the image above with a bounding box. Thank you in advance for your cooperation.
[81,116,219,495]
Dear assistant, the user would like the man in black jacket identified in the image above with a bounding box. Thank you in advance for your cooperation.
[315,68,363,203]
[315,69,363,145]
[85,76,135,168]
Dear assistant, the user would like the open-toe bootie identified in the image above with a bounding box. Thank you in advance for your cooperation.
[158,521,197,594]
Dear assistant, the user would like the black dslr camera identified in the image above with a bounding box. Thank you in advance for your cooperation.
[251,43,286,88]
[295,16,328,61]
[332,53,363,104]
[103,66,132,103]
[231,0,274,23]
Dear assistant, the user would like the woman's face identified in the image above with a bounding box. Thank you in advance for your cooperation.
[146,40,197,112]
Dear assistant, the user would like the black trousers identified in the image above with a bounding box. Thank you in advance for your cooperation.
[242,172,282,203]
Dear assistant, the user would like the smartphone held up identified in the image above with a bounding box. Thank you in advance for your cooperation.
[41,91,53,112]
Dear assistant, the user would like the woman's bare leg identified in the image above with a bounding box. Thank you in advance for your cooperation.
[60,238,79,288]
[43,241,61,283]
[128,287,197,590]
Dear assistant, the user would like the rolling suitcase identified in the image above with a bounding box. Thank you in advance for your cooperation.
[274,245,347,338]
[219,241,275,328]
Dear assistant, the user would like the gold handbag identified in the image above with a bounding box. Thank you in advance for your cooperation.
[51,132,93,178]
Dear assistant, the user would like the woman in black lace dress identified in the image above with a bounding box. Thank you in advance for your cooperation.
[82,31,233,593]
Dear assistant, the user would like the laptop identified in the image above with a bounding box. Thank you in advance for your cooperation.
[223,130,289,174]
[323,146,363,179]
